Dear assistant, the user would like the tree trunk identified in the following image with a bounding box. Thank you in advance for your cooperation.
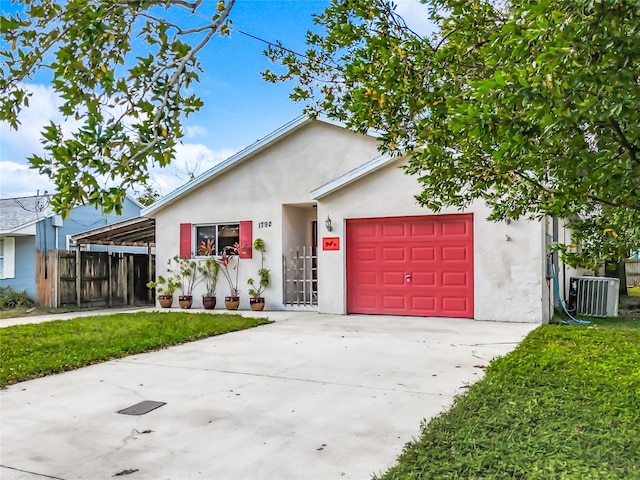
[606,261,628,297]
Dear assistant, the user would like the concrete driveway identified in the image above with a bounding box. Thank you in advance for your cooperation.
[0,311,537,480]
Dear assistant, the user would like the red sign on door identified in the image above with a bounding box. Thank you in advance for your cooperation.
[322,237,340,251]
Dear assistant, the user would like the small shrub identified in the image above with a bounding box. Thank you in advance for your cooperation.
[0,287,35,309]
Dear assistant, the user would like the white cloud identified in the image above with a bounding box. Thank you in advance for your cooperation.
[184,125,208,139]
[143,143,235,197]
[0,84,82,163]
[0,83,237,201]
[0,84,80,198]
[0,161,55,199]
[393,0,437,37]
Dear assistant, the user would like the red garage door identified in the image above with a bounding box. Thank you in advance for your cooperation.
[346,214,474,318]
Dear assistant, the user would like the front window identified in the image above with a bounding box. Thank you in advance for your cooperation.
[195,224,240,256]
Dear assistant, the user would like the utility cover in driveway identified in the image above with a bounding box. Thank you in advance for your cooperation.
[117,400,166,415]
[346,214,474,317]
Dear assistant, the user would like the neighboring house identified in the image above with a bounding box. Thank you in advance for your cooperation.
[142,116,580,323]
[0,194,143,300]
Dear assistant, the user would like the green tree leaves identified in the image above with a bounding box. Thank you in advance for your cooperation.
[266,0,640,265]
[1,0,235,216]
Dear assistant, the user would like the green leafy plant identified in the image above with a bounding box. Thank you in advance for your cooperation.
[247,238,270,298]
[146,275,178,296]
[0,287,35,309]
[197,257,220,297]
[170,255,200,297]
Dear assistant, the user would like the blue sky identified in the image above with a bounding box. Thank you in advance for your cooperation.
[0,0,432,199]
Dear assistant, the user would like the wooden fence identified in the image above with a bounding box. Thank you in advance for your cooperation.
[36,250,154,308]
[627,260,640,287]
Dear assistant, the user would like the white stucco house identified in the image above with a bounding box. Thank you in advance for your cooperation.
[142,116,577,323]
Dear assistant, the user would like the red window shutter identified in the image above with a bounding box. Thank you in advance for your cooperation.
[179,223,192,258]
[238,221,253,259]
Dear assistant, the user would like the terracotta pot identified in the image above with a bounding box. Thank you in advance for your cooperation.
[202,296,217,310]
[225,296,240,310]
[158,295,173,308]
[178,295,193,309]
[249,298,265,311]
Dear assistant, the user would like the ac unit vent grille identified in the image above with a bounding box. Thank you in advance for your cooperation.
[573,277,619,317]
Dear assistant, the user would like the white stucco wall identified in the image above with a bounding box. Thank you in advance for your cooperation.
[151,121,379,310]
[316,160,547,323]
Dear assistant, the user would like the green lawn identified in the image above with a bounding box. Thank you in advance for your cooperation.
[0,311,271,386]
[377,317,640,480]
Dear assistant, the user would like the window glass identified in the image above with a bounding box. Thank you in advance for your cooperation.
[218,224,240,254]
[0,239,4,277]
[195,224,239,256]
[196,226,217,255]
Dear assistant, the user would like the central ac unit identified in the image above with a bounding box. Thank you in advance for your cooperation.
[568,277,619,317]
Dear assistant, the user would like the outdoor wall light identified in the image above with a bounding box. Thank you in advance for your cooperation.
[325,215,333,232]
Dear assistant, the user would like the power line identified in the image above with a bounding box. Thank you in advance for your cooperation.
[176,3,339,71]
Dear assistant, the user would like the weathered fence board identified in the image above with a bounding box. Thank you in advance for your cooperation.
[36,250,154,308]
[627,260,640,287]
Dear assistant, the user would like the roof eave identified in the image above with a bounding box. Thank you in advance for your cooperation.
[310,154,396,200]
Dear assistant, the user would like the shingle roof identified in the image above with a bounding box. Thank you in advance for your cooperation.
[0,195,54,233]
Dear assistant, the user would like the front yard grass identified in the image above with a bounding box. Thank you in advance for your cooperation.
[378,317,640,479]
[0,311,271,386]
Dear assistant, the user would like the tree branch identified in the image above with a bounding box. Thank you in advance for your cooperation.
[608,118,640,166]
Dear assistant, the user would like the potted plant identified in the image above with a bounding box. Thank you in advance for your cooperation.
[198,257,220,309]
[218,242,243,310]
[146,275,179,308]
[247,238,270,311]
[167,255,201,309]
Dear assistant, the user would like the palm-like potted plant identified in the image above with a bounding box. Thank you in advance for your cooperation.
[218,242,243,310]
[146,274,179,308]
[198,257,220,309]
[247,238,270,311]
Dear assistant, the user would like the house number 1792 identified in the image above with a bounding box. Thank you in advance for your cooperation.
[258,221,272,228]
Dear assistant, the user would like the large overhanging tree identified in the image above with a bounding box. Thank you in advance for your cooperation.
[0,0,235,215]
[265,0,640,270]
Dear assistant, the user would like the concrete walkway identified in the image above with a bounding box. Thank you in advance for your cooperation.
[0,311,538,480]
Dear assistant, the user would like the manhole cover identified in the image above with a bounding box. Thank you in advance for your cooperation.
[117,400,166,415]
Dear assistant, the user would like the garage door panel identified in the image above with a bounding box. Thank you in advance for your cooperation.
[442,220,470,236]
[381,247,405,261]
[351,294,377,311]
[442,297,469,314]
[411,222,436,238]
[381,223,406,238]
[382,271,405,286]
[442,271,469,287]
[347,214,473,318]
[441,246,469,261]
[356,272,377,286]
[411,296,436,312]
[412,272,436,287]
[411,246,435,261]
[382,295,406,310]
[354,247,376,261]
[352,223,377,238]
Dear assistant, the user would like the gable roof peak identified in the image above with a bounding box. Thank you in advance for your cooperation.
[142,114,380,216]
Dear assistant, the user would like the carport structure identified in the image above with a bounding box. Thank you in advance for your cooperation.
[68,216,156,306]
